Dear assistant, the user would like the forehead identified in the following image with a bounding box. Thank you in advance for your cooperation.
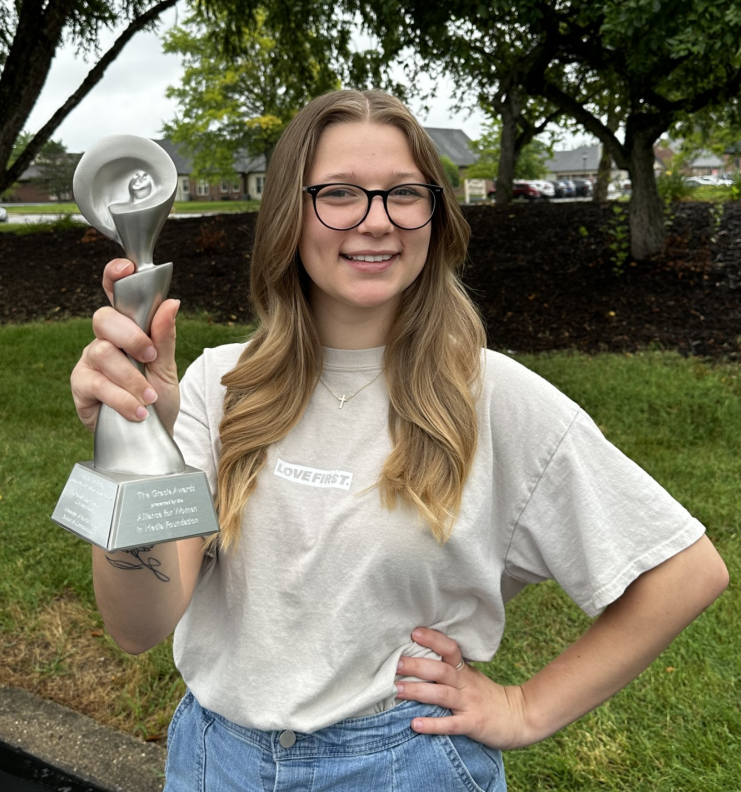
[308,122,424,183]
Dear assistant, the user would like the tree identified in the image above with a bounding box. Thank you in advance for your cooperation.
[0,0,263,198]
[440,156,460,189]
[161,10,339,179]
[33,139,81,201]
[523,1,741,258]
[246,0,741,258]
[467,121,550,182]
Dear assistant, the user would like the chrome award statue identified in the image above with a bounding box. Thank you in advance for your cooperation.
[52,135,219,550]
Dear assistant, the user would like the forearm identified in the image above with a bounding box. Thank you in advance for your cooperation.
[92,536,204,654]
[519,535,728,745]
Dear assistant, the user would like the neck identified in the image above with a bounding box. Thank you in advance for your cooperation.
[311,290,396,350]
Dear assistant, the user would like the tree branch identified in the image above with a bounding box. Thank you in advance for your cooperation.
[4,0,178,187]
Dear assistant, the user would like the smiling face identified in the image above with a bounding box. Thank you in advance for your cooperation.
[298,122,432,348]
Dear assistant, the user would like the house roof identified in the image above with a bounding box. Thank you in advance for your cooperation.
[545,144,604,173]
[423,128,478,167]
[688,150,724,169]
[153,139,266,175]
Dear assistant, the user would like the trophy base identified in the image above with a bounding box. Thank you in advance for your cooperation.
[52,461,219,551]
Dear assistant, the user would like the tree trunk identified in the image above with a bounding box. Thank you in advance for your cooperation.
[594,108,619,202]
[628,138,665,260]
[495,85,520,205]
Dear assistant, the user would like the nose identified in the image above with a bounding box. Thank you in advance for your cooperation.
[358,195,393,234]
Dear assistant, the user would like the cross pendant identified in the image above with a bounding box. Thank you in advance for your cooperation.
[338,394,347,409]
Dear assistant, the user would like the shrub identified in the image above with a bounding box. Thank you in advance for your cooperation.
[656,170,697,203]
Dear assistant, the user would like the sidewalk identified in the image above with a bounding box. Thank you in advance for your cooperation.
[0,687,166,792]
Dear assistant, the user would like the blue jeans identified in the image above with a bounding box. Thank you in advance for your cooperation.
[165,690,506,791]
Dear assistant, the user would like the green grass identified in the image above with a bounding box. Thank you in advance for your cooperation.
[3,200,261,215]
[0,325,738,787]
[3,203,79,214]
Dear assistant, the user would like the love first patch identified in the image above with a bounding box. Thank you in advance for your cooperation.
[273,458,353,490]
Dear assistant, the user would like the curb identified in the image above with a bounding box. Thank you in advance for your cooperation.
[0,686,166,792]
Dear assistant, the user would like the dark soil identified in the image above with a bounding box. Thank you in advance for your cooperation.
[2,201,741,360]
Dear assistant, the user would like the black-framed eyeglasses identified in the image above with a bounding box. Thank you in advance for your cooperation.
[302,183,443,231]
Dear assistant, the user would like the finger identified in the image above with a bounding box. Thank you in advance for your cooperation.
[92,306,158,365]
[410,714,467,735]
[148,299,180,382]
[411,627,464,669]
[102,259,135,305]
[395,680,459,709]
[397,656,463,688]
[72,356,153,426]
[84,340,159,407]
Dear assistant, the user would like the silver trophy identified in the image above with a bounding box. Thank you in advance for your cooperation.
[52,135,219,550]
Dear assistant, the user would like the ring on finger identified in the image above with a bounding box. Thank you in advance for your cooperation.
[454,660,466,671]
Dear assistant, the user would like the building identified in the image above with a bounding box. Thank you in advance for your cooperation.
[154,139,267,202]
[544,144,631,183]
[5,126,475,204]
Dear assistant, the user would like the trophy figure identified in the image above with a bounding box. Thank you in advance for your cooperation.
[52,135,219,550]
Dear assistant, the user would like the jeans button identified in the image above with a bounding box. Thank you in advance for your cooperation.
[279,730,296,748]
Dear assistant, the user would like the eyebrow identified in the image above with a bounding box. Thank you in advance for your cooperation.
[319,171,424,182]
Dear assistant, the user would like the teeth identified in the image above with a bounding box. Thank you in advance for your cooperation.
[346,254,393,262]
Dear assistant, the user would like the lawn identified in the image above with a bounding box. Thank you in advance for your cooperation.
[2,199,261,215]
[0,320,738,790]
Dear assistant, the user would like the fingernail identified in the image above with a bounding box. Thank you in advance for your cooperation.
[143,388,158,404]
[135,406,149,420]
[142,346,157,362]
[397,659,404,672]
[412,719,423,731]
[173,299,181,316]
[395,682,405,694]
[114,260,131,273]
[412,629,423,640]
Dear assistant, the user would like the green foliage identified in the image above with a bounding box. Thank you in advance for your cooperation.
[161,9,340,180]
[440,155,460,188]
[729,172,741,202]
[656,170,697,204]
[33,140,81,201]
[603,203,631,276]
[467,121,550,181]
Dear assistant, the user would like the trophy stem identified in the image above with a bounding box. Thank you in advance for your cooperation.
[93,264,186,476]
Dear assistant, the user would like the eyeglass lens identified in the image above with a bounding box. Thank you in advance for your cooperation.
[314,184,435,230]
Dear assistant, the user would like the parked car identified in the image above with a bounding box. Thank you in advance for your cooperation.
[550,180,573,198]
[0,207,7,223]
[488,181,543,201]
[572,178,593,197]
[526,180,554,199]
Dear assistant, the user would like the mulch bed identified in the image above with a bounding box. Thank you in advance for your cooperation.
[2,201,741,360]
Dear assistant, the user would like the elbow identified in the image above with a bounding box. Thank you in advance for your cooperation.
[706,552,730,603]
[106,625,171,656]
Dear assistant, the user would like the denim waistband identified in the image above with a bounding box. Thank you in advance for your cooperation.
[195,693,449,759]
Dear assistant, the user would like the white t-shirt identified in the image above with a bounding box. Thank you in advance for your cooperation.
[172,344,705,734]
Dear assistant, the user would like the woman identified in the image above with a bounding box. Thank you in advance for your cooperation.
[72,90,728,791]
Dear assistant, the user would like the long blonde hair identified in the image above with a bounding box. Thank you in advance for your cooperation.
[216,89,486,550]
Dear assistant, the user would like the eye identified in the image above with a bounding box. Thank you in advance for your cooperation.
[317,185,364,201]
[390,185,422,198]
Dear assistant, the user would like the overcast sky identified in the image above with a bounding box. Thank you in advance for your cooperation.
[24,6,493,155]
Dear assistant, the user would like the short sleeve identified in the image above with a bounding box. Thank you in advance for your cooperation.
[504,409,706,617]
[174,354,218,497]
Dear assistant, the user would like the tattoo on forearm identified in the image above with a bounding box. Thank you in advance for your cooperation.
[105,546,170,582]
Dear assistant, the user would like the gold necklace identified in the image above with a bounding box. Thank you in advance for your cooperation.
[318,370,383,409]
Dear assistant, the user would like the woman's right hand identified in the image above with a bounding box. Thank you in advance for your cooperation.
[71,258,181,435]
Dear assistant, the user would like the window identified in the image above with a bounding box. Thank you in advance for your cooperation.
[256,176,265,195]
[232,180,241,193]
[182,178,190,194]
[220,180,229,193]
[197,180,209,196]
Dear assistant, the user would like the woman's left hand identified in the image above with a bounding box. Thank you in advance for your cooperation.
[395,627,534,751]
